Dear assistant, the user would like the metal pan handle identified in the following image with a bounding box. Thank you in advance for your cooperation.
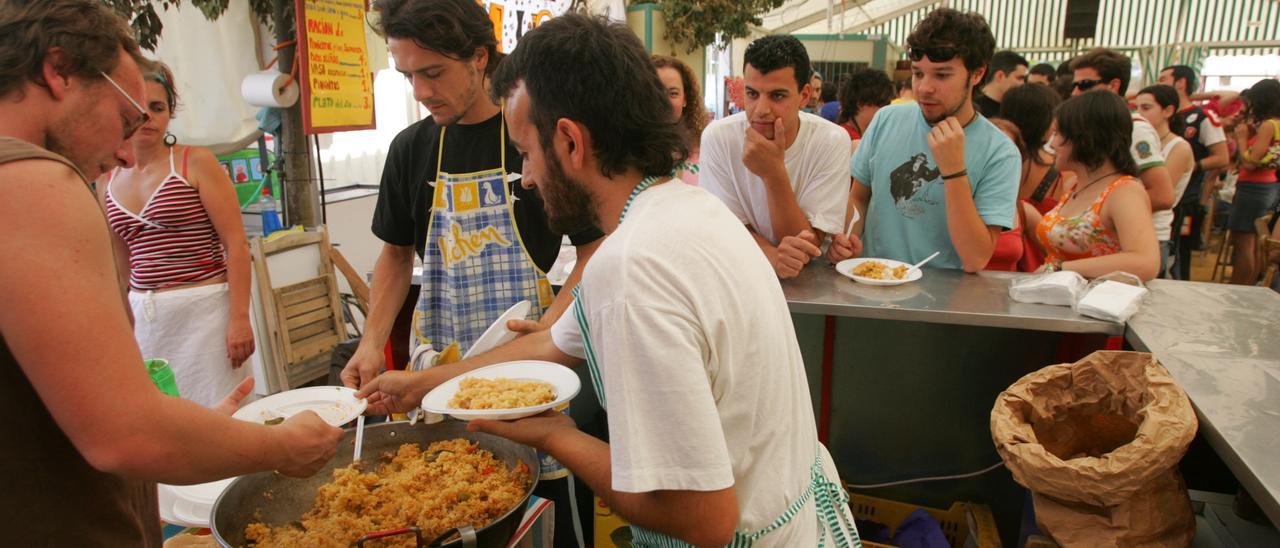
[428,525,477,548]
[357,526,423,547]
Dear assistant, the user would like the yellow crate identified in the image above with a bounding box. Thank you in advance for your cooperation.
[848,491,1002,548]
[594,496,632,548]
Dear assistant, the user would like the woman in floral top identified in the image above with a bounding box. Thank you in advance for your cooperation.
[1023,91,1161,281]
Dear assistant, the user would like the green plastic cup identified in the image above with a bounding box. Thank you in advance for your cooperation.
[145,359,180,397]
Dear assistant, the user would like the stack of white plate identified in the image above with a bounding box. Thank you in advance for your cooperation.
[158,477,235,528]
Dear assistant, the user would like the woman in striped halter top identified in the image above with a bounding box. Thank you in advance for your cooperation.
[96,60,255,407]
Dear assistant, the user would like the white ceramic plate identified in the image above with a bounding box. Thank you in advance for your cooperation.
[835,258,924,286]
[422,360,580,421]
[157,483,214,528]
[232,386,366,427]
[170,495,212,527]
[464,300,533,359]
[167,477,234,507]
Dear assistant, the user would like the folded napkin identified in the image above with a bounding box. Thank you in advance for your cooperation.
[1009,271,1088,306]
[1076,280,1148,322]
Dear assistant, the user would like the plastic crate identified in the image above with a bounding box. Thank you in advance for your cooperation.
[848,491,1002,548]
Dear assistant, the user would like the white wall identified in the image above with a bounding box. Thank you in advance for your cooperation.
[323,193,383,296]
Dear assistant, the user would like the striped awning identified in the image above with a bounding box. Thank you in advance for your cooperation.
[764,0,1280,75]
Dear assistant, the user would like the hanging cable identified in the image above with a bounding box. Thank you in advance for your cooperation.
[845,461,1006,490]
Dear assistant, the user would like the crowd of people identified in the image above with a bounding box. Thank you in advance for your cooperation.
[4,0,1279,545]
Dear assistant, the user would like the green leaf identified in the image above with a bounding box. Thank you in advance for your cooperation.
[99,0,278,50]
[630,0,785,54]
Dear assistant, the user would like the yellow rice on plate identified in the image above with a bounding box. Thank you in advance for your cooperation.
[245,439,530,547]
[448,377,555,410]
[852,260,909,280]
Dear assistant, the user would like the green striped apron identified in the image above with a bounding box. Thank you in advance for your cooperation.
[571,178,861,547]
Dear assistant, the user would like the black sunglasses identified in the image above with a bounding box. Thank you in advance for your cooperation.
[1072,78,1105,91]
[908,46,958,62]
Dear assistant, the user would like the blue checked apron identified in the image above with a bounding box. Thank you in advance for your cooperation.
[412,119,554,356]
[571,178,861,548]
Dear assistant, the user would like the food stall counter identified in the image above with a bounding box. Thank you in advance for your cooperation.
[783,262,1123,334]
[1127,279,1280,527]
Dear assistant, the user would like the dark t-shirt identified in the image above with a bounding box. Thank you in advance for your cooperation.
[372,113,601,271]
[975,94,1001,119]
[1177,105,1214,207]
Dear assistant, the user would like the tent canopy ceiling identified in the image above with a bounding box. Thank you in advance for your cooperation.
[761,0,1280,62]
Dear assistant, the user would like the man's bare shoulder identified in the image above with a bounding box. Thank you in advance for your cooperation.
[0,158,97,231]
[0,157,90,196]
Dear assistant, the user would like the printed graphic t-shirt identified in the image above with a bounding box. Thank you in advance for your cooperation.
[850,102,1021,269]
[372,112,602,270]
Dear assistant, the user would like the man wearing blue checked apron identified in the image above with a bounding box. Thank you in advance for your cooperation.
[358,15,860,547]
[340,0,601,391]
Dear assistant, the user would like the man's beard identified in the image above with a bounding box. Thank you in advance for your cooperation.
[431,65,481,127]
[46,119,101,180]
[541,152,599,234]
[921,84,973,125]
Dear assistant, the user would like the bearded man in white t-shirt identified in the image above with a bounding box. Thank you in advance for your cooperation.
[700,35,852,279]
[355,14,860,548]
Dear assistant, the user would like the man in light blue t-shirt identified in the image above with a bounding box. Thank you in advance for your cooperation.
[830,8,1020,272]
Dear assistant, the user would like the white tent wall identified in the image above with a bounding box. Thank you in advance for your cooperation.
[150,2,264,153]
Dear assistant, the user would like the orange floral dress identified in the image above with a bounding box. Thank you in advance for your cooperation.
[1035,176,1135,263]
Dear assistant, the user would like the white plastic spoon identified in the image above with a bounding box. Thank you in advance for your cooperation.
[353,414,366,462]
[908,251,941,275]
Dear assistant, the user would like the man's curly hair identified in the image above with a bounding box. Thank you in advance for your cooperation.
[906,8,995,82]
[743,35,811,89]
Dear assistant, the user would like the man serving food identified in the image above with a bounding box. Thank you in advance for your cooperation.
[357,14,860,547]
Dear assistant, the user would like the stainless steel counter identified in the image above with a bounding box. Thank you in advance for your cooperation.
[781,260,1123,335]
[1127,279,1280,526]
[782,262,1280,529]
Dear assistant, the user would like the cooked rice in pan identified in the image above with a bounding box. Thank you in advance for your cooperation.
[245,439,530,547]
[448,377,555,409]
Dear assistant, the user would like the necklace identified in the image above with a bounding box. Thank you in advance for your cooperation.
[1069,170,1120,201]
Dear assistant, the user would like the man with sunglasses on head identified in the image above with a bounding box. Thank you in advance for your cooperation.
[1071,49,1176,212]
[0,2,344,545]
[829,8,1020,273]
[700,35,852,279]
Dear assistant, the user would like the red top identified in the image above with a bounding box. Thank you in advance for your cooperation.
[1205,97,1243,119]
[842,123,861,141]
[104,147,228,291]
[985,225,1024,272]
[1240,124,1278,183]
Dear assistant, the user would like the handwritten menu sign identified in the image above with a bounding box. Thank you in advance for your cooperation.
[295,0,375,133]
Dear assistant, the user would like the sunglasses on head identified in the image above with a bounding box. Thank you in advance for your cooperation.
[1072,78,1105,91]
[908,46,958,62]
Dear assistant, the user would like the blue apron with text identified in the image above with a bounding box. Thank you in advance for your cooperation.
[412,120,553,357]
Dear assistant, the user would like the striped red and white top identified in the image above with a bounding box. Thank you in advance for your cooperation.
[105,147,227,291]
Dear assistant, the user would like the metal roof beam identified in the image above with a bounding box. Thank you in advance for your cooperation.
[842,0,941,34]
[771,0,874,34]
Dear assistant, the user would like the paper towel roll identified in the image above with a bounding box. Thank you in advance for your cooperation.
[240,71,299,108]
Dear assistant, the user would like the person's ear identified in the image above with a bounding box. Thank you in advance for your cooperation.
[41,47,74,100]
[971,66,987,88]
[555,118,589,170]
